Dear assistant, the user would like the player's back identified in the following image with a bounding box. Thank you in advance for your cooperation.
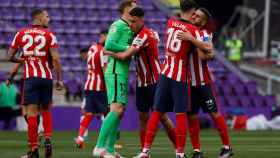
[11,25,58,79]
[133,27,161,87]
[189,29,213,86]
[161,17,198,82]
[85,43,106,91]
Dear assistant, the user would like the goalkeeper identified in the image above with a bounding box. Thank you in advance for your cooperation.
[93,0,136,157]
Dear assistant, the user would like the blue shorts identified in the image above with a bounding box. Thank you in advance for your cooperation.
[136,84,157,112]
[83,90,108,114]
[187,85,217,114]
[154,75,189,113]
[23,78,53,106]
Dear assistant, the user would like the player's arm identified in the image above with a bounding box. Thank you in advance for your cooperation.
[49,48,63,89]
[49,32,63,90]
[7,48,24,63]
[104,32,148,60]
[8,32,24,63]
[177,30,213,53]
[104,47,139,60]
[6,63,22,86]
[105,24,129,52]
[198,48,215,60]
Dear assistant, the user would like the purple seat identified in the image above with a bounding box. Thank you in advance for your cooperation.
[239,96,252,107]
[232,83,246,95]
[223,84,233,95]
[225,95,240,107]
[10,0,23,7]
[59,0,73,9]
[48,0,60,8]
[246,81,258,95]
[37,0,48,8]
[264,95,276,107]
[63,22,76,34]
[12,9,26,20]
[251,95,265,107]
[49,9,62,21]
[62,9,75,21]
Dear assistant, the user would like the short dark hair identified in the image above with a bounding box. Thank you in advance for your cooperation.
[180,0,198,12]
[100,29,108,35]
[31,9,44,19]
[80,47,89,54]
[129,7,144,17]
[118,0,134,14]
[197,7,211,20]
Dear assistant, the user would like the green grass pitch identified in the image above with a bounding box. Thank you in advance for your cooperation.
[0,130,279,158]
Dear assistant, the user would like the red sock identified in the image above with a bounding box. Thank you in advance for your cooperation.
[188,116,201,151]
[42,111,53,139]
[79,113,94,137]
[27,116,38,150]
[166,128,176,148]
[139,129,146,148]
[213,115,230,146]
[175,113,187,153]
[143,112,161,150]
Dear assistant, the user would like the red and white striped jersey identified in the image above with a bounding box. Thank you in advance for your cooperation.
[10,25,58,79]
[189,30,213,86]
[132,26,161,87]
[161,17,198,82]
[84,43,107,91]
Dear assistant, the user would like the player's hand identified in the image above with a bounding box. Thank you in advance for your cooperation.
[55,80,64,91]
[177,30,194,41]
[103,50,115,57]
[5,79,11,86]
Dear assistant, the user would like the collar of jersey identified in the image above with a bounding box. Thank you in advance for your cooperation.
[120,18,130,26]
[179,18,192,24]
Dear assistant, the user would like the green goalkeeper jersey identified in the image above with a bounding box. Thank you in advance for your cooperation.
[105,18,133,76]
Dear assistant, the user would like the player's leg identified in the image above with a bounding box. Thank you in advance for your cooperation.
[201,85,233,158]
[172,79,189,158]
[40,79,54,158]
[210,112,233,158]
[94,74,127,156]
[134,75,172,158]
[188,114,204,158]
[139,112,149,148]
[160,114,176,148]
[76,91,95,149]
[187,86,204,158]
[22,78,40,158]
[136,85,153,148]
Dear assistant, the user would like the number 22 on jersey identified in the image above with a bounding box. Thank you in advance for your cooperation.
[22,34,47,56]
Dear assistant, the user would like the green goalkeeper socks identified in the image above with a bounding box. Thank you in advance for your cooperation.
[106,118,120,153]
[96,111,119,148]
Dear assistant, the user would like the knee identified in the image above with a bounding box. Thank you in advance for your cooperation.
[27,105,38,116]
[139,112,149,122]
[210,112,220,119]
[110,103,125,117]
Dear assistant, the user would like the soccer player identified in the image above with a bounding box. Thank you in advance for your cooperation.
[134,1,213,158]
[104,7,176,149]
[184,8,233,158]
[7,9,63,158]
[92,0,136,157]
[75,30,108,149]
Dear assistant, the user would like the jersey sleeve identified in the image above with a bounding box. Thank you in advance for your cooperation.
[10,32,21,49]
[104,23,129,52]
[49,32,58,48]
[100,50,108,68]
[132,31,148,49]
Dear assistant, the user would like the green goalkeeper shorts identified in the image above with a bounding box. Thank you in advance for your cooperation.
[104,73,128,106]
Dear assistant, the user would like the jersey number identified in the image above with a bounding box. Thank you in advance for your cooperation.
[22,34,46,56]
[166,28,182,53]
